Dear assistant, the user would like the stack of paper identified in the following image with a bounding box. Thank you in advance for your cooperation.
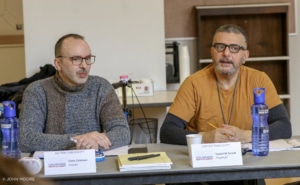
[117,152,173,172]
[269,139,300,151]
[242,139,300,152]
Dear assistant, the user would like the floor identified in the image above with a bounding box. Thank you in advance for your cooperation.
[265,178,300,185]
[156,178,300,185]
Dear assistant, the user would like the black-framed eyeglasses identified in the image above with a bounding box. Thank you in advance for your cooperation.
[212,43,246,53]
[57,55,96,65]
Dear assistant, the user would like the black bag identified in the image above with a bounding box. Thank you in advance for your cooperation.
[0,64,56,102]
[0,64,56,117]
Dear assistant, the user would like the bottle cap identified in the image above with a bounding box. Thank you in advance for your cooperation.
[95,150,105,162]
[253,88,266,104]
[3,101,16,118]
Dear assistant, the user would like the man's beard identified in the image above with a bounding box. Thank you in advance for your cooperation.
[215,62,236,75]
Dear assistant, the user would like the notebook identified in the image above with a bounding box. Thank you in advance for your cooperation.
[117,152,173,171]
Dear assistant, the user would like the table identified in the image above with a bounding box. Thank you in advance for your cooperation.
[39,143,300,185]
[119,90,177,108]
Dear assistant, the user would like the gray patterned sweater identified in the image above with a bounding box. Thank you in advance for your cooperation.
[19,74,130,153]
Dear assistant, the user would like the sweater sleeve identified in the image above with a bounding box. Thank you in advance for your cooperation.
[160,103,292,146]
[98,88,131,150]
[19,82,76,153]
[268,104,292,140]
[160,113,196,145]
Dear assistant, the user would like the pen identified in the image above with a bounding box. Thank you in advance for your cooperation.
[207,122,231,138]
[70,137,77,143]
[128,154,160,161]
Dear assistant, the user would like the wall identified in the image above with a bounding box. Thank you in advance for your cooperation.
[289,2,300,136]
[0,0,25,85]
[22,0,166,91]
[0,0,23,35]
[164,0,296,37]
[0,45,25,84]
[165,1,300,136]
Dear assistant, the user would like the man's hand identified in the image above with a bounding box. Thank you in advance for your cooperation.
[202,127,237,143]
[222,125,251,143]
[202,125,251,143]
[73,131,112,150]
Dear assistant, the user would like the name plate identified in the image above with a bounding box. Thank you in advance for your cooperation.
[44,149,96,175]
[190,142,243,168]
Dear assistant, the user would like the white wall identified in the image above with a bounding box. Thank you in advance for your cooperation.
[289,1,300,135]
[22,0,166,90]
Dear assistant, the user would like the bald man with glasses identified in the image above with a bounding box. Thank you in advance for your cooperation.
[20,33,130,153]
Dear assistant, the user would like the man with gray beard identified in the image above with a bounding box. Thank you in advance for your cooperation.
[160,23,291,185]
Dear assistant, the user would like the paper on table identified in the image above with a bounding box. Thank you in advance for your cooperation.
[242,139,300,152]
[33,151,44,158]
[288,139,300,147]
[33,145,129,158]
[103,145,128,156]
[269,139,298,151]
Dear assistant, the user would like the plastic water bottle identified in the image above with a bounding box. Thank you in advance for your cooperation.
[0,103,3,150]
[1,101,21,158]
[0,103,3,118]
[251,88,269,156]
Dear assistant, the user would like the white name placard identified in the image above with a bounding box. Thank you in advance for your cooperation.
[190,142,243,168]
[44,149,96,175]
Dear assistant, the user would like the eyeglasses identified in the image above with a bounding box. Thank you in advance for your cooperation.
[57,55,96,65]
[212,43,246,53]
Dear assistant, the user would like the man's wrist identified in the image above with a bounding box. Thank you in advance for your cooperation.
[242,130,252,143]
